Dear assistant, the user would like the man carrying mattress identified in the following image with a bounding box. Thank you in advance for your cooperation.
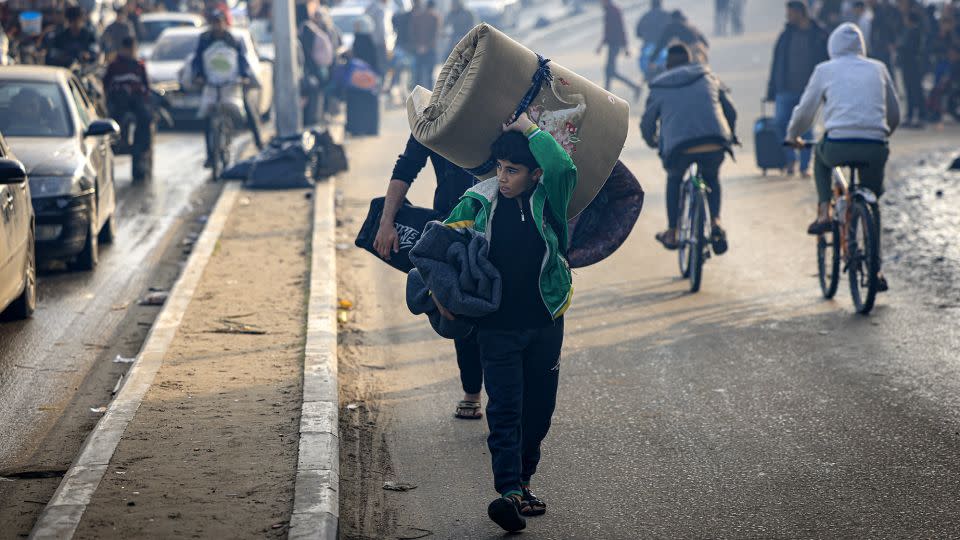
[374,134,484,420]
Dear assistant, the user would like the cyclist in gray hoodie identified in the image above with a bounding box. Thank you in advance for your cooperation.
[641,44,737,254]
[787,22,899,290]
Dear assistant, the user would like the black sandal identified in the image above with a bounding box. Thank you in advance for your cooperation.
[488,494,526,532]
[655,230,679,250]
[711,226,728,255]
[454,400,482,420]
[520,487,546,516]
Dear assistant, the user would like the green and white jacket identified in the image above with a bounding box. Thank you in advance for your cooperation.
[443,127,578,319]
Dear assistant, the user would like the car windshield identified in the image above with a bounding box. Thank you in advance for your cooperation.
[333,13,361,34]
[142,20,196,43]
[151,33,199,61]
[0,80,72,137]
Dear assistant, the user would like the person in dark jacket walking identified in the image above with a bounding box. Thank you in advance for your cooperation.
[374,134,483,420]
[866,0,898,74]
[897,10,927,127]
[766,1,828,177]
[597,0,640,100]
[641,44,737,255]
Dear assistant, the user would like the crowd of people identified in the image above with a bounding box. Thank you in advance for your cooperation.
[809,0,960,129]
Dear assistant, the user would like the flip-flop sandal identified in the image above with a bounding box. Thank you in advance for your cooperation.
[655,231,679,251]
[488,495,526,532]
[454,400,482,420]
[520,487,546,517]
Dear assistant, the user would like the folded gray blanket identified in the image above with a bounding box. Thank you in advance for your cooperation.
[405,221,502,339]
[406,269,475,339]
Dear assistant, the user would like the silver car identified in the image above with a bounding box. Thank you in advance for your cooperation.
[0,66,120,271]
[0,132,35,319]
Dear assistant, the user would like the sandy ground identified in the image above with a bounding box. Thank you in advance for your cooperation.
[73,188,311,539]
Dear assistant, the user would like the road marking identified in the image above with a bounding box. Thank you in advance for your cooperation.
[289,179,339,539]
[29,182,240,540]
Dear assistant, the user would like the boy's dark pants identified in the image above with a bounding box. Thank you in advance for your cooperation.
[813,139,889,204]
[477,320,564,495]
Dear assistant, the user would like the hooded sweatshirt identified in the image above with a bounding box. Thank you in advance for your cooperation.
[640,62,737,166]
[787,23,900,142]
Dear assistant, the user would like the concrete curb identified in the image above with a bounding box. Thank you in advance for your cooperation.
[289,179,339,539]
[29,183,241,540]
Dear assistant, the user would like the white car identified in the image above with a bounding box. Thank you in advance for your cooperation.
[138,12,204,60]
[146,26,273,123]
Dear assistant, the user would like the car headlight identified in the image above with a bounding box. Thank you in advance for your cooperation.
[29,176,93,198]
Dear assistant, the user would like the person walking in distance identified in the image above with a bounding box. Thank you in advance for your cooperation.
[597,0,641,101]
[766,1,828,177]
[446,0,476,52]
[729,0,745,35]
[409,0,441,90]
[374,134,484,420]
[896,10,926,127]
[715,0,731,36]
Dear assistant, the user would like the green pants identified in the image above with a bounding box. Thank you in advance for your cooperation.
[814,139,890,203]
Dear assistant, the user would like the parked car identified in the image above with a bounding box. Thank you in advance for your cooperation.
[146,26,274,124]
[0,133,36,319]
[138,12,205,60]
[467,0,520,29]
[0,66,120,271]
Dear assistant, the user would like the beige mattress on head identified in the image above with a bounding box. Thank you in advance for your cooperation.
[407,23,630,218]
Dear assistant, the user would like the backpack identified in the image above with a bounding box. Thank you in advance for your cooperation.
[307,22,334,68]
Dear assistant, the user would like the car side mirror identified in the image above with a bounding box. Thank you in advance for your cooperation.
[85,119,121,138]
[0,158,27,184]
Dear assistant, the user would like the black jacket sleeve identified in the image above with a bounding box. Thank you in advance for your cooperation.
[390,134,431,184]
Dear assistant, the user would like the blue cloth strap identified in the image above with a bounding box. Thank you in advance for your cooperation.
[462,55,553,177]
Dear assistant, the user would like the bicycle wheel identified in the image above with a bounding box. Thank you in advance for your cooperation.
[817,220,841,299]
[847,201,879,314]
[687,192,707,293]
[210,115,223,182]
[677,181,693,278]
[218,118,232,174]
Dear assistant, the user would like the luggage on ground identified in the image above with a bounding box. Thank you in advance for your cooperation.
[754,101,786,175]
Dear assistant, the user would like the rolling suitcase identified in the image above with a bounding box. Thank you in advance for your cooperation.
[754,102,786,175]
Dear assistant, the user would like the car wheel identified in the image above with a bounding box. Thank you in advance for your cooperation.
[71,212,99,272]
[9,228,37,319]
[99,213,116,244]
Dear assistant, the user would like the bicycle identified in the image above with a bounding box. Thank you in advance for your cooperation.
[206,81,236,182]
[793,142,883,314]
[676,163,712,293]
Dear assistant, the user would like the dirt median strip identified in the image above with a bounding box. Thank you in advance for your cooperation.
[65,187,313,539]
[29,182,241,540]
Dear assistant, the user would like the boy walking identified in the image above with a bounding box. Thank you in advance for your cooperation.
[439,113,577,532]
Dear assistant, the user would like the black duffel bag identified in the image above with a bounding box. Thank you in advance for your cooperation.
[355,198,441,273]
[245,133,318,189]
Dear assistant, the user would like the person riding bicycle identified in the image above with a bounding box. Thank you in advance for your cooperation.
[641,44,737,254]
[104,37,152,158]
[634,0,671,81]
[191,8,263,169]
[45,6,99,68]
[649,10,710,69]
[785,23,899,289]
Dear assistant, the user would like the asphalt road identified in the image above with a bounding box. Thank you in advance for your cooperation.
[0,130,216,473]
[338,1,960,538]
